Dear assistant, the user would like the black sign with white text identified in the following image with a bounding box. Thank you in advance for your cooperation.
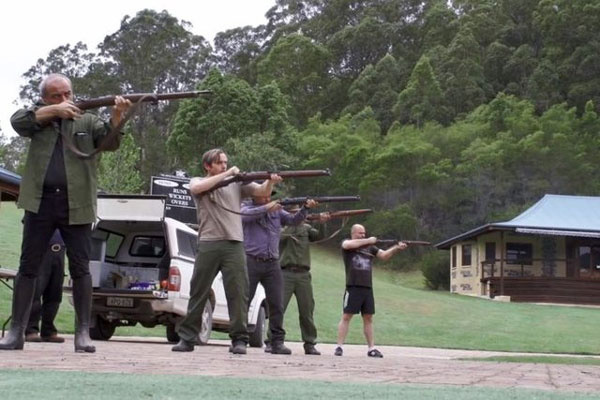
[150,175,196,224]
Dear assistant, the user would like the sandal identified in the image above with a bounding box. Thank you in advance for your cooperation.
[367,349,383,358]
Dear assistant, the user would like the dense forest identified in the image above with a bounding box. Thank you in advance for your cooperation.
[1,0,600,286]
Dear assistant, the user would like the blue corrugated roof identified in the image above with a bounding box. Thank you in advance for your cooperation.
[496,194,600,231]
[0,166,21,186]
[435,194,600,249]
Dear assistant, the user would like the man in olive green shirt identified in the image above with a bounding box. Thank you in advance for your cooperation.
[277,211,329,355]
[0,73,131,353]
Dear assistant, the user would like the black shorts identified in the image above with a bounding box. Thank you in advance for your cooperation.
[342,286,375,315]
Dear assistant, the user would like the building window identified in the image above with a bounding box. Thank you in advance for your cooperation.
[485,242,496,261]
[578,246,600,272]
[506,242,533,265]
[578,246,591,271]
[461,244,472,266]
[451,246,457,269]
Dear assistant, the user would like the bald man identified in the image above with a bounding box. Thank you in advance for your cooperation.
[334,224,407,358]
[1,73,131,353]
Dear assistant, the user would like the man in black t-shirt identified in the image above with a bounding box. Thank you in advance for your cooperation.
[334,224,407,358]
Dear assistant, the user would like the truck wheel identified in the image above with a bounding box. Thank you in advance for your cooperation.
[197,301,213,345]
[166,324,179,343]
[248,305,266,348]
[89,316,115,341]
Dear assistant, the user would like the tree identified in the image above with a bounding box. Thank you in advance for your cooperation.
[394,55,447,126]
[213,26,267,84]
[97,133,144,194]
[438,26,489,118]
[18,42,103,105]
[99,9,213,181]
[326,16,394,79]
[168,70,294,176]
[257,33,331,127]
[344,54,408,134]
[0,132,29,173]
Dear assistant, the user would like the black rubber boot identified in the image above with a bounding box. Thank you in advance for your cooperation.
[72,276,96,353]
[171,339,195,352]
[0,274,36,350]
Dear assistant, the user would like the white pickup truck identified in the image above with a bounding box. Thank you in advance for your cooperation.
[79,194,267,346]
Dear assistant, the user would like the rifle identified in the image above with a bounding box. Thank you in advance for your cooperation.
[209,169,331,192]
[307,208,372,221]
[279,195,360,206]
[67,90,212,159]
[376,239,431,247]
[74,90,212,110]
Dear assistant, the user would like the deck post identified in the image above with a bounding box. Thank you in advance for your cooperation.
[500,231,505,296]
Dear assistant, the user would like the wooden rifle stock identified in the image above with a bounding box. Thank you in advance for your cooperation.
[280,195,360,206]
[74,90,212,110]
[209,169,331,192]
[307,208,372,221]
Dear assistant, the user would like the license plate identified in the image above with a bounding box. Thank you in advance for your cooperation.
[106,297,134,308]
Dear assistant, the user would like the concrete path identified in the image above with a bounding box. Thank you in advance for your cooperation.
[1,336,599,394]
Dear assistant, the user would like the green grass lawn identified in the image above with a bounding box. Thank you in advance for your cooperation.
[460,356,600,366]
[2,370,599,400]
[3,201,600,354]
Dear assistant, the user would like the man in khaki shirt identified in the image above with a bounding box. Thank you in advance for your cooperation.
[172,148,280,355]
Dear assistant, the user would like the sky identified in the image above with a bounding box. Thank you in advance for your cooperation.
[0,0,276,137]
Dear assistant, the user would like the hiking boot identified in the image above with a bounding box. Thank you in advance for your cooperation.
[367,349,383,358]
[264,343,272,353]
[229,341,247,355]
[41,334,65,343]
[270,342,292,355]
[304,343,321,355]
[25,332,41,342]
[334,346,343,356]
[171,339,195,352]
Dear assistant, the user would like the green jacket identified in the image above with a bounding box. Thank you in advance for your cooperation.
[11,106,119,224]
[279,223,320,269]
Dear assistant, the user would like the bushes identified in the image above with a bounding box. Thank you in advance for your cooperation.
[420,251,449,290]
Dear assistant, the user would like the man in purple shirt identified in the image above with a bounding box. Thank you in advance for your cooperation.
[242,192,317,354]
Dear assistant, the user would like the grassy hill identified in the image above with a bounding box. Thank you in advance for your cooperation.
[2,201,600,354]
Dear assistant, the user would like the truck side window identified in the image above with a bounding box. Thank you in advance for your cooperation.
[176,229,197,258]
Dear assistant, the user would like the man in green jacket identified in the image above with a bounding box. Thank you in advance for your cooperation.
[0,73,131,353]
[276,210,330,355]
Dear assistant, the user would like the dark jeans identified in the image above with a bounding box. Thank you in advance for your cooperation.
[19,190,92,280]
[26,247,65,337]
[246,255,286,344]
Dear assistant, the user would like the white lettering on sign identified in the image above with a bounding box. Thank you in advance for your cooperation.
[169,193,192,202]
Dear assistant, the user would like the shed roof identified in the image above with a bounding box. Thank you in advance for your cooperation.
[435,194,600,249]
[0,166,21,201]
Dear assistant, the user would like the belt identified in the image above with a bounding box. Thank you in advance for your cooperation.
[282,264,309,273]
[51,244,63,252]
[250,255,277,263]
[43,187,67,194]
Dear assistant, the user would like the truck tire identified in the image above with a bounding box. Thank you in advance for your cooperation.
[197,301,213,345]
[248,305,266,348]
[89,316,116,341]
[166,324,179,343]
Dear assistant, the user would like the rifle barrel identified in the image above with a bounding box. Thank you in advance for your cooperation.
[75,90,212,110]
[376,239,431,247]
[280,195,360,206]
[209,169,331,192]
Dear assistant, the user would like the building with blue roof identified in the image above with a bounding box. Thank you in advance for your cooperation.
[435,194,600,305]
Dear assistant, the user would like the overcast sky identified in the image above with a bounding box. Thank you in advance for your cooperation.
[0,0,275,137]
